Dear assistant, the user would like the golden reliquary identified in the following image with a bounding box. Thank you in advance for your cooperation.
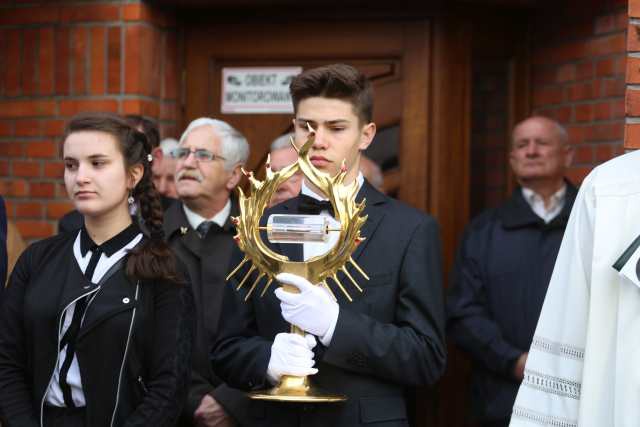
[226,125,369,403]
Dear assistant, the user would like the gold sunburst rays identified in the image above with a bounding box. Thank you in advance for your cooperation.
[226,126,369,301]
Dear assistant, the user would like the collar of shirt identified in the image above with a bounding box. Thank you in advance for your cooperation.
[521,184,567,223]
[300,172,365,202]
[183,198,231,231]
[79,222,141,257]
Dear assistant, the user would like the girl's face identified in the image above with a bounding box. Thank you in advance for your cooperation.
[63,130,135,219]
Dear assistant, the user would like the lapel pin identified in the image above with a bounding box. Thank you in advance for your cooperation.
[180,226,188,235]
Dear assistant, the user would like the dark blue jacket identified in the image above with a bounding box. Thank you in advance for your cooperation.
[446,183,577,422]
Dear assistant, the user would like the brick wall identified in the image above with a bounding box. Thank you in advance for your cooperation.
[0,1,180,242]
[626,0,640,146]
[531,0,627,183]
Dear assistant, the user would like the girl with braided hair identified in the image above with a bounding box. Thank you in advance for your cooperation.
[0,112,194,427]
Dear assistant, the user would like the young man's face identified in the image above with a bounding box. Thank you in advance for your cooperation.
[293,97,375,184]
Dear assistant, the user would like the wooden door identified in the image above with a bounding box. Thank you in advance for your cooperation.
[184,16,471,427]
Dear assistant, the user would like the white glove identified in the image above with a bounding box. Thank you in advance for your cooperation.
[266,332,318,384]
[274,273,339,346]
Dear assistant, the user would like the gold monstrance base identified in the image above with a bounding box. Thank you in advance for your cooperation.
[249,374,346,402]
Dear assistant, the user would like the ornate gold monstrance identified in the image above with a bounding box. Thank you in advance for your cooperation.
[226,126,369,402]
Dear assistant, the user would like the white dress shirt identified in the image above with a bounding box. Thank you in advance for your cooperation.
[298,173,364,346]
[45,227,143,407]
[521,184,567,224]
[183,199,231,231]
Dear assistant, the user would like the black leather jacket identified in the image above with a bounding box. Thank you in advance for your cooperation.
[0,232,194,427]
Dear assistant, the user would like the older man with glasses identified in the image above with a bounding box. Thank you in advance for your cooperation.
[163,118,250,427]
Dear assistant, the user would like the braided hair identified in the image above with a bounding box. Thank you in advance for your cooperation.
[64,112,178,282]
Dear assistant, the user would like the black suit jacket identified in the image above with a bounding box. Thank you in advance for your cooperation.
[0,196,7,296]
[211,181,447,427]
[163,200,250,426]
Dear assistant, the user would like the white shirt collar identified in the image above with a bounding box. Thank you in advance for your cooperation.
[301,172,365,201]
[183,199,231,230]
[521,184,567,223]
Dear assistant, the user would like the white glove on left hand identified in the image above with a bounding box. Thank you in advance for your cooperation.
[274,273,339,345]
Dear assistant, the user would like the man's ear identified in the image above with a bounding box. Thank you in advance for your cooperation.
[563,144,575,168]
[226,164,242,191]
[358,122,376,151]
[128,163,144,190]
[152,146,163,162]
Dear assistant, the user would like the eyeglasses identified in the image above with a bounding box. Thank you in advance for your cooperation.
[170,147,226,162]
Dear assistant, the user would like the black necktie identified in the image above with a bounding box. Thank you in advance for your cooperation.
[196,221,216,238]
[59,245,102,407]
[298,194,334,216]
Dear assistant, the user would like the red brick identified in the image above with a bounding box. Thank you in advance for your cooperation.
[532,67,556,86]
[596,58,614,77]
[0,5,60,25]
[55,182,68,198]
[625,122,640,149]
[587,122,624,142]
[630,0,640,19]
[43,120,65,137]
[55,27,70,95]
[16,202,42,218]
[5,29,21,97]
[627,89,640,116]
[612,98,625,119]
[0,142,24,157]
[556,64,575,83]
[107,27,121,94]
[47,201,74,219]
[44,161,64,178]
[125,26,142,94]
[628,24,640,52]
[0,160,7,176]
[568,82,594,101]
[26,141,56,158]
[566,166,592,184]
[122,99,160,118]
[589,33,626,56]
[59,99,118,116]
[15,220,53,239]
[594,143,616,163]
[60,4,120,22]
[599,77,625,97]
[90,27,106,95]
[0,100,57,118]
[13,161,41,177]
[594,102,612,121]
[532,86,564,107]
[575,61,594,81]
[39,27,55,96]
[0,121,11,136]
[7,179,28,197]
[574,104,593,122]
[71,27,88,95]
[22,29,38,96]
[29,181,54,198]
[573,145,593,164]
[14,119,40,137]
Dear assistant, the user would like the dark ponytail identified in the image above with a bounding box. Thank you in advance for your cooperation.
[64,113,179,283]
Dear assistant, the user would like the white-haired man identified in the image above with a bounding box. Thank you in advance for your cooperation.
[152,137,179,199]
[163,118,250,427]
[268,132,302,207]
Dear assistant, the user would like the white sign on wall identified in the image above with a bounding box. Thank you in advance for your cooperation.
[221,67,302,114]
